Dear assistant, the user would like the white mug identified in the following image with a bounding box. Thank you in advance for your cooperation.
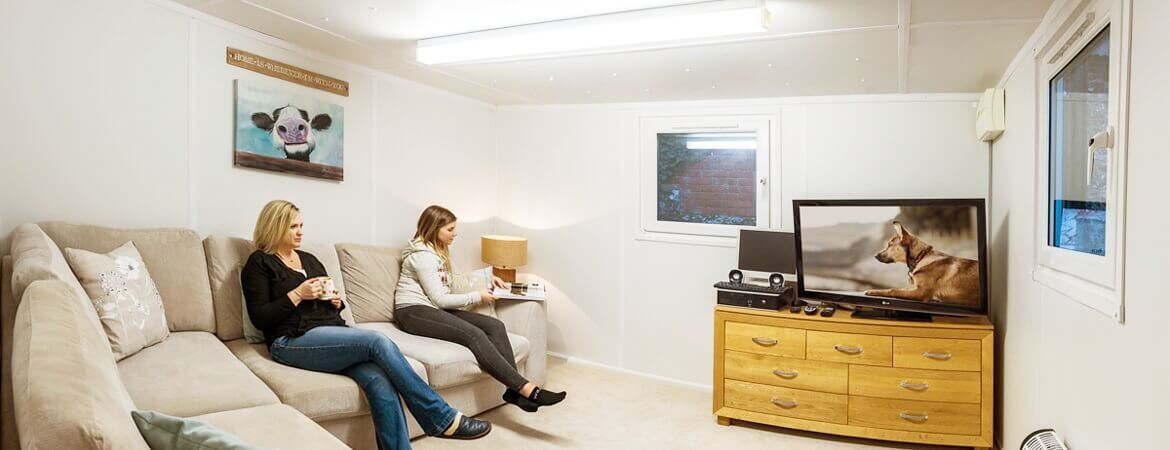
[320,277,336,299]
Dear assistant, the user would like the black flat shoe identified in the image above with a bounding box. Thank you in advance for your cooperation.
[436,416,491,440]
[503,388,540,412]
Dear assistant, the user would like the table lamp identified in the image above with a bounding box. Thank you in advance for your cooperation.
[481,235,527,283]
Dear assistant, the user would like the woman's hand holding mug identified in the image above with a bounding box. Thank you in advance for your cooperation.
[290,278,324,305]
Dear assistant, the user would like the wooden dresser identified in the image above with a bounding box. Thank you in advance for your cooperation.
[713,306,994,449]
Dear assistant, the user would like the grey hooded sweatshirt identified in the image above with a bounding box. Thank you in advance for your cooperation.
[393,238,482,310]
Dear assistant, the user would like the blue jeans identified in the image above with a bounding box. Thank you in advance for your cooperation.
[270,326,458,450]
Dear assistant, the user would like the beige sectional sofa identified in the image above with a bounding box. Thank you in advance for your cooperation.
[0,222,547,450]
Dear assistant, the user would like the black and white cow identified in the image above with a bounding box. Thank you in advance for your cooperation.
[251,106,332,162]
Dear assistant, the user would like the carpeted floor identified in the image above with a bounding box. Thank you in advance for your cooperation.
[412,357,953,450]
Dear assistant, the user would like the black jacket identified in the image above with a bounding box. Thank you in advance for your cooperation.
[241,250,347,348]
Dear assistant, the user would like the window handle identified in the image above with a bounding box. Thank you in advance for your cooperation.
[1086,127,1113,185]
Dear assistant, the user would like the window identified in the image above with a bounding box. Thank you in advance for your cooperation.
[1049,27,1109,256]
[640,115,772,242]
[1034,0,1129,320]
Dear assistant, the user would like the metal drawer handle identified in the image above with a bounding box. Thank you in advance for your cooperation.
[752,337,778,346]
[771,369,799,379]
[923,351,952,361]
[834,344,863,354]
[899,412,929,423]
[770,397,798,409]
[899,381,930,391]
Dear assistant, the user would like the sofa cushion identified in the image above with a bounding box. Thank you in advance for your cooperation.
[336,243,400,323]
[205,236,354,342]
[226,338,427,421]
[12,280,149,449]
[8,224,98,331]
[204,236,254,341]
[132,410,261,450]
[38,222,216,333]
[117,331,279,418]
[356,322,530,390]
[192,404,349,450]
[65,241,171,361]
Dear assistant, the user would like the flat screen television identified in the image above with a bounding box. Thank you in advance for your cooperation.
[793,199,988,319]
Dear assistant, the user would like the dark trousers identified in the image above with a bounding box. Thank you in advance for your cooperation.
[395,305,528,390]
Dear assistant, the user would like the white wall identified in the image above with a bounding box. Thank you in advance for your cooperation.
[495,95,988,385]
[991,0,1170,447]
[0,0,496,267]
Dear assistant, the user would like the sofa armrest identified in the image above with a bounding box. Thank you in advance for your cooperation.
[495,299,547,386]
[13,280,149,449]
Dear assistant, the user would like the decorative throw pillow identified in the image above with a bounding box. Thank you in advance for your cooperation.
[64,241,170,360]
[132,410,262,450]
[238,265,266,344]
[450,266,497,317]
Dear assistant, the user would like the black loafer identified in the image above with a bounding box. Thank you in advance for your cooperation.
[437,416,491,440]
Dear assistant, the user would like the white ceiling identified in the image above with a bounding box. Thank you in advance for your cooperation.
[175,0,1052,104]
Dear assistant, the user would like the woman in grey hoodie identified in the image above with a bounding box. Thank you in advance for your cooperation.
[394,205,565,412]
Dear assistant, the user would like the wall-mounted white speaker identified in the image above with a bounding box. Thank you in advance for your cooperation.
[976,88,1005,142]
[1021,429,1068,450]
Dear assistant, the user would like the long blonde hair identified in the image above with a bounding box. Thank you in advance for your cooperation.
[253,200,300,254]
[414,205,457,273]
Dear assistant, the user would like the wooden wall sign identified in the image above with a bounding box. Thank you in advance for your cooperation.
[227,47,349,97]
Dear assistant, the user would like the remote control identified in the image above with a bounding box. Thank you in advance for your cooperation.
[820,306,836,317]
[803,304,819,315]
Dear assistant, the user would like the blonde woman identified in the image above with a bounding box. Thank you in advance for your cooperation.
[394,205,566,412]
[241,200,490,450]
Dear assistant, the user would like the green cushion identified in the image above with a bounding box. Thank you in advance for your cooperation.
[131,410,263,450]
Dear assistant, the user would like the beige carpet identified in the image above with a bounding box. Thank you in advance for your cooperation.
[413,357,954,450]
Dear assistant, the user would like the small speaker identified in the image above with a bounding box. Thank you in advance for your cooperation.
[769,273,785,288]
[728,269,743,284]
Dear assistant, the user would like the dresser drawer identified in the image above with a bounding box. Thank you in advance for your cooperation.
[849,366,980,404]
[806,331,891,366]
[849,397,981,436]
[724,350,848,394]
[893,337,981,371]
[725,322,806,358]
[725,379,848,424]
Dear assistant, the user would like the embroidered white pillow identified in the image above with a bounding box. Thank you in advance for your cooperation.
[65,241,170,360]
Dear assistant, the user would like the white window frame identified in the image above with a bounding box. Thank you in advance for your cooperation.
[638,114,773,245]
[1032,0,1130,321]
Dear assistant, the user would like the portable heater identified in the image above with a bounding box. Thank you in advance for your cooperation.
[1021,429,1069,450]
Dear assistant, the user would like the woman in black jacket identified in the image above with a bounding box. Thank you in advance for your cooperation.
[241,200,490,450]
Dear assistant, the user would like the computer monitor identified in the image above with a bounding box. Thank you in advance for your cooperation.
[737,228,797,283]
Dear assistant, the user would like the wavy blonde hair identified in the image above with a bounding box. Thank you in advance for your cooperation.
[253,200,300,254]
[414,205,457,273]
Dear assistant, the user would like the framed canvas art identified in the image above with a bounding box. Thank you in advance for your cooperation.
[233,79,345,181]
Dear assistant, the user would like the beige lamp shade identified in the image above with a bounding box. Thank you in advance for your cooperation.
[481,235,527,267]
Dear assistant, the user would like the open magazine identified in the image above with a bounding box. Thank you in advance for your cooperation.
[492,282,546,301]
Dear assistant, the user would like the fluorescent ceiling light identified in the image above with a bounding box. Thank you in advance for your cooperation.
[686,140,757,150]
[416,0,771,65]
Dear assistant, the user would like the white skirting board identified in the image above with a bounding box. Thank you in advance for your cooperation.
[547,351,714,392]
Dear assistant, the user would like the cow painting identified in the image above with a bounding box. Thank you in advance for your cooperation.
[251,106,332,162]
[234,80,345,181]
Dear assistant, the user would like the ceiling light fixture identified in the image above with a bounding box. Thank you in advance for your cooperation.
[416,0,770,65]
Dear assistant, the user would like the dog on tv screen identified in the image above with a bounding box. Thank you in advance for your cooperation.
[799,205,981,308]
